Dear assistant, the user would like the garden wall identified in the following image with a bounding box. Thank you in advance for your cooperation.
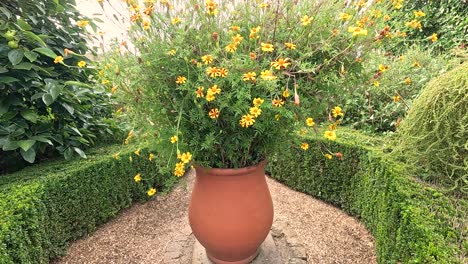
[268,128,467,263]
[0,144,170,264]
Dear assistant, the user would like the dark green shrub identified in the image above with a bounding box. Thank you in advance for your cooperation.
[396,63,467,193]
[0,0,115,173]
[268,128,467,263]
[0,144,175,263]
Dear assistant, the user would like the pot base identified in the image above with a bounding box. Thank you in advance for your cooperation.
[207,248,260,264]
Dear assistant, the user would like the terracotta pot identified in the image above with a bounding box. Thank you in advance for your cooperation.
[189,160,273,264]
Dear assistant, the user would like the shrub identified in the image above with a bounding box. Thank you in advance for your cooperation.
[0,0,115,173]
[395,63,467,193]
[0,144,175,263]
[267,128,467,263]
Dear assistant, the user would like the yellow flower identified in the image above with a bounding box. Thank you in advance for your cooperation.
[325,154,333,159]
[347,26,367,36]
[306,117,315,127]
[413,61,421,68]
[147,188,156,196]
[260,70,276,80]
[414,10,426,18]
[176,76,186,84]
[249,26,261,39]
[261,42,274,52]
[249,52,257,60]
[240,114,255,128]
[170,136,178,144]
[142,19,151,30]
[242,72,257,82]
[339,13,352,21]
[284,42,296,50]
[404,77,412,85]
[201,55,214,64]
[174,162,185,177]
[77,61,87,68]
[272,99,284,107]
[259,2,270,8]
[102,79,110,85]
[209,108,220,119]
[232,34,243,45]
[430,33,438,42]
[225,43,237,53]
[206,66,218,78]
[371,9,382,18]
[271,58,291,70]
[282,89,290,98]
[405,20,422,30]
[275,114,281,121]
[378,64,388,73]
[393,95,401,102]
[253,98,264,106]
[324,130,337,141]
[373,80,380,87]
[179,152,192,163]
[196,86,205,98]
[134,173,142,182]
[384,14,391,21]
[112,153,120,160]
[77,20,89,28]
[300,143,309,150]
[205,0,218,16]
[249,106,262,117]
[231,25,241,31]
[111,86,118,94]
[149,153,155,161]
[301,15,313,26]
[354,0,366,7]
[167,49,176,56]
[206,91,216,102]
[134,149,140,156]
[331,106,344,118]
[217,67,229,77]
[171,17,182,25]
[209,84,221,95]
[54,56,64,64]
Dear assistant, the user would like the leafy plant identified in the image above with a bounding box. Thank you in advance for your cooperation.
[0,0,116,173]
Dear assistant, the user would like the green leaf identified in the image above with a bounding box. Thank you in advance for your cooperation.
[30,136,53,145]
[20,148,36,163]
[73,147,87,159]
[64,147,73,160]
[24,51,39,62]
[8,49,24,65]
[0,76,19,84]
[0,7,12,19]
[22,31,47,47]
[17,19,33,31]
[13,62,33,70]
[18,139,36,152]
[20,109,39,123]
[33,47,57,59]
[64,81,92,88]
[2,138,18,151]
[62,103,75,115]
[42,93,54,106]
[0,67,8,74]
[50,85,63,100]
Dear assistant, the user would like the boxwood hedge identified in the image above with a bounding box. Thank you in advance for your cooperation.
[0,144,173,264]
[268,128,467,263]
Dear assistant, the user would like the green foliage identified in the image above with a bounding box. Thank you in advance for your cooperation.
[267,128,467,263]
[338,47,459,133]
[386,0,468,53]
[395,63,468,193]
[0,144,174,263]
[0,0,115,172]
[103,0,392,171]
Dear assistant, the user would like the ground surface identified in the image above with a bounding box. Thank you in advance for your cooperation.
[54,171,376,264]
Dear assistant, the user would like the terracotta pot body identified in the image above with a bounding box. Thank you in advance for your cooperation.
[189,160,273,264]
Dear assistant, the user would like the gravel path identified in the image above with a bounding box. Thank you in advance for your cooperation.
[54,172,376,264]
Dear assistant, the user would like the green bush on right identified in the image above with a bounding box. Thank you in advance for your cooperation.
[396,63,467,194]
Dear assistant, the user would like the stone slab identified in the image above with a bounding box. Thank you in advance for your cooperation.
[192,233,282,264]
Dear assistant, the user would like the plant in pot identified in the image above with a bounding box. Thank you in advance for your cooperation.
[102,0,390,262]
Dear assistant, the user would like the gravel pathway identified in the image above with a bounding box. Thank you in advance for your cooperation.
[54,172,376,264]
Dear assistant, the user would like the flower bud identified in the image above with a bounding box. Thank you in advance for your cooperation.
[212,32,218,42]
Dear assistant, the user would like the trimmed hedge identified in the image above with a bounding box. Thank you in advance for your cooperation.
[268,128,467,264]
[0,144,173,264]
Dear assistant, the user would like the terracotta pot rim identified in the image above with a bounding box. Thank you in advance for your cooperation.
[194,159,267,177]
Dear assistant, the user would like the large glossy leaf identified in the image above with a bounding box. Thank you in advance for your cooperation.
[42,93,54,106]
[2,138,19,151]
[33,47,57,59]
[73,147,87,159]
[18,140,36,152]
[24,51,39,62]
[0,76,19,84]
[20,148,36,163]
[8,49,24,65]
[13,62,33,70]
[22,31,47,47]
[20,109,39,123]
[17,18,33,30]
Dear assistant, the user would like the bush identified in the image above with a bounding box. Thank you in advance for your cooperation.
[267,128,467,263]
[0,144,175,263]
[396,63,467,193]
[0,0,115,173]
